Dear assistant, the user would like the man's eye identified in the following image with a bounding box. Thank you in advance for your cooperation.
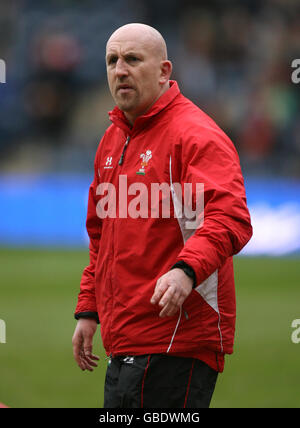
[127,56,139,62]
[108,57,118,65]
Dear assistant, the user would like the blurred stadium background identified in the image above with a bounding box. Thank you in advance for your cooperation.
[0,0,299,408]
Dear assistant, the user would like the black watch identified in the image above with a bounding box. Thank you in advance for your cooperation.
[170,261,197,288]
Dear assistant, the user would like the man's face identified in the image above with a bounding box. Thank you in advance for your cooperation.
[106,36,165,123]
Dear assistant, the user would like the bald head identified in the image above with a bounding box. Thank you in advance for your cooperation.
[105,23,172,124]
[106,23,168,61]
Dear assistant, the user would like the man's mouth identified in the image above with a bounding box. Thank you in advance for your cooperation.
[117,84,134,93]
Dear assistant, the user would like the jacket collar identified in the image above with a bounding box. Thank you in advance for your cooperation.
[108,80,180,135]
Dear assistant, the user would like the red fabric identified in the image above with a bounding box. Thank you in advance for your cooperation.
[173,349,224,373]
[184,359,195,408]
[141,355,151,408]
[75,81,252,372]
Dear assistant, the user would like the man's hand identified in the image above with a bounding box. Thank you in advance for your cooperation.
[72,318,100,371]
[150,268,193,317]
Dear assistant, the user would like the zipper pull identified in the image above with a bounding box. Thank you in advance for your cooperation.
[119,136,130,165]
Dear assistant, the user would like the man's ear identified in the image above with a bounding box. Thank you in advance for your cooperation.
[159,60,173,85]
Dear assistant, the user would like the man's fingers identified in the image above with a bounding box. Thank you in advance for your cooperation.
[158,285,180,308]
[87,353,100,361]
[159,302,179,318]
[151,279,183,316]
[150,278,169,305]
[83,346,94,359]
[82,356,98,368]
[72,335,84,367]
[83,352,99,367]
[79,351,98,371]
[151,269,193,319]
[81,344,99,370]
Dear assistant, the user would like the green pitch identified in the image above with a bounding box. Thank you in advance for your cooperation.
[0,249,299,408]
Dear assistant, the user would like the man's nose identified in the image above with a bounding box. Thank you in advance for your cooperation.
[115,59,128,77]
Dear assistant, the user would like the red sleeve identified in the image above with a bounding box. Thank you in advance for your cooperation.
[174,129,252,285]
[74,156,101,317]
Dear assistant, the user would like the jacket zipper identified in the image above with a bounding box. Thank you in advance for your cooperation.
[109,135,131,355]
[119,136,130,165]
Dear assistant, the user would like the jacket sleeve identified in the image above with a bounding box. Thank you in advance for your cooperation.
[174,129,253,286]
[74,157,101,321]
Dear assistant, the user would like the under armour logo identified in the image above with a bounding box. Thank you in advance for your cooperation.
[104,157,113,169]
[123,356,135,364]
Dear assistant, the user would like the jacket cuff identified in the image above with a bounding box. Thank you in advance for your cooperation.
[171,260,197,288]
[74,311,100,324]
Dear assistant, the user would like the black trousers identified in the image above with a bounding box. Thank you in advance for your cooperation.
[103,354,218,408]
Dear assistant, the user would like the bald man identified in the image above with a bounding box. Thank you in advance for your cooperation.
[72,23,252,408]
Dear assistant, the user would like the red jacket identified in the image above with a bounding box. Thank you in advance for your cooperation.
[75,81,252,372]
